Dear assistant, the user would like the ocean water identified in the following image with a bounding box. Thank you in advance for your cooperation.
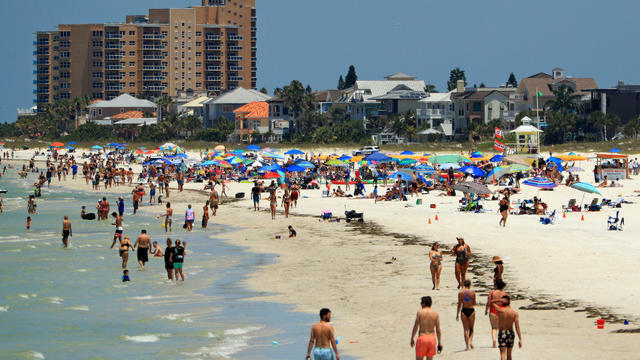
[0,171,337,360]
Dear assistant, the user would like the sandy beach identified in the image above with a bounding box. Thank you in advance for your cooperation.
[5,147,640,359]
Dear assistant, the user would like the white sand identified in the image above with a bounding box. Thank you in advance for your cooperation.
[5,147,640,359]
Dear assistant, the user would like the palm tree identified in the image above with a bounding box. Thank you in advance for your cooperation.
[589,111,620,141]
[623,116,640,141]
[182,115,203,138]
[424,84,437,93]
[280,80,313,136]
[156,96,174,121]
[72,95,92,129]
[547,85,583,114]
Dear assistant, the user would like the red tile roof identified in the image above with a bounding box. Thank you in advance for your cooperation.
[233,101,269,118]
[112,111,144,119]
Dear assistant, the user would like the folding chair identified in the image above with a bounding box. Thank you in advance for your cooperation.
[607,211,624,231]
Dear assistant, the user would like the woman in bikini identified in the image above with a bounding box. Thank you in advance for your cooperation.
[119,235,133,269]
[269,190,277,220]
[485,279,508,348]
[492,255,504,288]
[451,237,471,289]
[456,279,476,351]
[498,196,509,227]
[290,182,300,208]
[428,242,443,290]
[282,188,291,218]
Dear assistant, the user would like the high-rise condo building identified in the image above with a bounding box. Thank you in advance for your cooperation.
[34,0,256,108]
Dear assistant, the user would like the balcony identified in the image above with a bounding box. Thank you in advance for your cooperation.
[206,66,221,71]
[206,56,221,61]
[206,86,220,91]
[251,27,257,32]
[416,109,451,119]
[143,34,164,39]
[227,46,243,51]
[227,55,243,61]
[227,35,243,41]
[144,86,166,91]
[143,55,165,60]
[206,76,221,81]
[105,55,123,60]
[105,33,122,39]
[143,45,165,50]
[143,76,165,81]
[205,35,221,40]
[227,66,243,71]
[105,86,122,91]
[105,76,123,81]
[105,65,123,70]
[227,76,243,81]
[143,65,166,70]
[104,44,123,49]
[206,45,221,51]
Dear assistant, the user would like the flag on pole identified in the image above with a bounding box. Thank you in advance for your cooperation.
[494,127,503,139]
[537,90,544,97]
[494,139,505,152]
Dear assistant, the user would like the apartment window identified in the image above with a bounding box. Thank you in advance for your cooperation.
[182,73,185,79]
[93,82,103,89]
[60,83,70,89]
[196,72,201,77]
[181,41,185,48]
[92,51,103,57]
[129,51,135,56]
[119,31,125,36]
[92,72,103,78]
[93,93,102,99]
[196,42,202,47]
[60,31,70,37]
[196,82,201,88]
[195,62,201,67]
[181,52,185,59]
[128,30,135,36]
[129,41,135,46]
[181,22,185,27]
[129,61,135,66]
[92,61,103,67]
[196,31,201,36]
[129,82,135,87]
[222,105,234,112]
[473,102,481,112]
[60,93,70,99]
[92,41,103,47]
[129,72,135,76]
[92,31,103,37]
[195,52,202,57]
[60,51,70,58]
[182,63,185,69]
[60,62,70,69]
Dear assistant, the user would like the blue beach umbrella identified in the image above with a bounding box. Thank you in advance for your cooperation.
[286,165,306,172]
[285,149,305,155]
[490,154,505,162]
[91,145,103,150]
[523,177,557,189]
[439,163,460,170]
[67,141,77,145]
[459,165,486,177]
[294,160,315,168]
[364,152,392,162]
[65,146,75,150]
[245,145,261,151]
[338,155,353,162]
[388,171,414,181]
[609,148,621,153]
[400,150,415,155]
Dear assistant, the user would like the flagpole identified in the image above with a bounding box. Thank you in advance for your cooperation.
[535,87,540,128]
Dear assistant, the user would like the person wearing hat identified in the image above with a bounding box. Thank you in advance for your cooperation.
[492,256,504,288]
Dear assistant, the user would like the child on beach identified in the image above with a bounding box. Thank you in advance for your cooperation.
[122,270,130,282]
[26,216,31,230]
[288,225,297,238]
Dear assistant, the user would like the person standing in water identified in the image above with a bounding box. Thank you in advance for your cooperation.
[456,280,477,351]
[118,235,133,269]
[410,296,442,360]
[429,242,443,290]
[164,238,174,280]
[451,237,471,289]
[305,308,340,360]
[202,201,210,229]
[133,229,151,270]
[157,202,173,233]
[491,295,522,360]
[172,239,185,281]
[184,204,195,232]
[110,212,124,249]
[62,216,72,248]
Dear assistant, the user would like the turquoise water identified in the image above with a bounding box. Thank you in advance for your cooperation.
[0,171,329,359]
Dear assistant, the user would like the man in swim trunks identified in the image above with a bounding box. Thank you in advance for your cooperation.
[411,296,442,360]
[110,212,124,248]
[62,215,72,248]
[157,202,173,233]
[164,238,174,280]
[492,295,522,360]
[133,229,151,270]
[306,308,339,360]
[251,181,261,211]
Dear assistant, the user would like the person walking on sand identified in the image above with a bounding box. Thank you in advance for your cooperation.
[157,202,173,233]
[269,189,277,220]
[133,229,151,270]
[62,215,72,248]
[410,296,442,360]
[184,204,195,232]
[486,279,508,348]
[429,242,443,290]
[202,201,210,228]
[251,181,261,211]
[456,280,477,351]
[305,308,340,360]
[498,196,509,227]
[118,235,133,269]
[491,295,522,360]
[493,256,504,288]
[164,238,174,280]
[282,188,291,218]
[452,237,471,289]
[172,239,185,281]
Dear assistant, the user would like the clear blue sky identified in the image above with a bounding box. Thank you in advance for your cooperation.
[2,0,640,123]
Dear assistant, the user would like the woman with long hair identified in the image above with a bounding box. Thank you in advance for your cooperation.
[451,237,471,289]
[428,242,443,290]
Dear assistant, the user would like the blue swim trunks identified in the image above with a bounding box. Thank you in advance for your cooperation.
[313,348,335,360]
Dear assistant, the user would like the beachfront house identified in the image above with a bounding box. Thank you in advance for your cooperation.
[517,68,597,120]
[586,81,640,125]
[416,91,454,136]
[202,87,271,128]
[450,80,520,132]
[86,94,157,122]
[334,73,426,128]
[232,101,280,143]
[368,85,429,117]
[314,90,342,114]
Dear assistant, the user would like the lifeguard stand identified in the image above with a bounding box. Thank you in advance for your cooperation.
[508,116,542,154]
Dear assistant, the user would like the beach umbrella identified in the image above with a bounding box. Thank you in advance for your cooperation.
[453,182,492,195]
[67,141,77,145]
[570,182,602,208]
[503,155,528,166]
[470,152,484,159]
[364,152,392,162]
[504,164,531,174]
[609,148,621,153]
[429,154,469,164]
[294,160,315,168]
[51,142,64,147]
[245,144,261,151]
[547,157,564,172]
[262,152,285,159]
[263,171,281,179]
[172,153,188,159]
[200,160,216,166]
[65,146,75,150]
[388,171,414,181]
[286,165,306,172]
[228,156,244,165]
[490,154,504,162]
[399,158,417,166]
[459,165,486,177]
[326,159,346,166]
[566,167,583,173]
[91,145,103,150]
[523,177,557,189]
[285,149,304,155]
[485,166,508,183]
[439,163,460,170]
[400,150,415,155]
[414,164,435,171]
[338,155,353,161]
[231,149,245,155]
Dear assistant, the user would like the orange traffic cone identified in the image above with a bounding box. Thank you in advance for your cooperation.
[428,218,432,224]
[581,214,584,221]
[563,212,566,218]
[435,214,439,221]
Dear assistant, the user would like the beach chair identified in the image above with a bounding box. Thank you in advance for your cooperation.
[562,199,577,212]
[607,211,624,231]
[539,210,558,225]
[585,198,600,211]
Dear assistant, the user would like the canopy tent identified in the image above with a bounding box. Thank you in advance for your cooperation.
[596,153,629,180]
[458,165,486,177]
[364,152,392,162]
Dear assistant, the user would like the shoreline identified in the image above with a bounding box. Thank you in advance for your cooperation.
[4,154,640,359]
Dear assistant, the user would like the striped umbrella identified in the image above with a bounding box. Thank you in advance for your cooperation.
[523,177,557,189]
